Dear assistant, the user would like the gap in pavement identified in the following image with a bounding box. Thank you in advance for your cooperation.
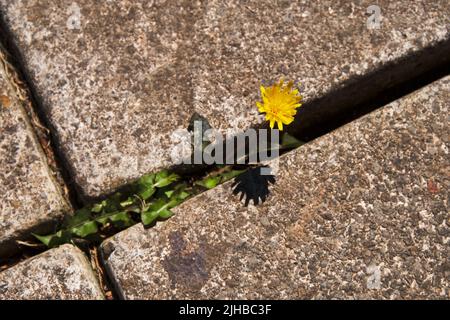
[287,39,450,141]
[0,16,82,210]
[171,39,450,182]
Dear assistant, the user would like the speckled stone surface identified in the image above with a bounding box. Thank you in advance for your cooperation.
[0,244,104,299]
[0,73,69,257]
[101,76,449,299]
[0,1,448,198]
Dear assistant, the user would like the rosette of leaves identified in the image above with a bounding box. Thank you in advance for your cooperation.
[34,170,183,247]
[34,168,245,247]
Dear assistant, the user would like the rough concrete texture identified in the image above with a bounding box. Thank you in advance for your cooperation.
[0,72,69,257]
[0,244,104,299]
[1,1,448,198]
[101,76,449,299]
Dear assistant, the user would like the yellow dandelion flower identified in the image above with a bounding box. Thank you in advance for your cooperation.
[256,79,302,131]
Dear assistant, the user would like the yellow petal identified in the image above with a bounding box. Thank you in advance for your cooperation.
[277,121,283,131]
[260,85,266,95]
[285,118,294,125]
[256,102,264,112]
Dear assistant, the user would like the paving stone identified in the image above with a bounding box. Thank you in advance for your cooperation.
[101,77,449,299]
[1,1,449,198]
[0,244,104,299]
[0,72,69,257]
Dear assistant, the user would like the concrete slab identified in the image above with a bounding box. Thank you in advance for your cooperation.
[0,72,69,257]
[0,1,448,198]
[101,76,449,299]
[0,244,104,299]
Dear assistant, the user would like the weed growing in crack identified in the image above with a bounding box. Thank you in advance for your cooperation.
[33,167,244,247]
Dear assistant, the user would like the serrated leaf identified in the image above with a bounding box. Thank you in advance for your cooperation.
[141,199,174,225]
[220,169,245,182]
[164,190,175,198]
[32,233,54,247]
[50,230,72,247]
[138,187,155,200]
[154,170,179,188]
[136,174,156,200]
[91,201,105,213]
[177,191,190,201]
[137,173,155,187]
[34,230,72,247]
[196,176,220,189]
[63,208,91,229]
[141,210,160,225]
[104,193,122,211]
[158,209,173,219]
[166,184,190,205]
[109,211,134,227]
[96,216,109,227]
[71,221,98,238]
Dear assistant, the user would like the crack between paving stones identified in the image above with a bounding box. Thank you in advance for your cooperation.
[0,18,81,210]
[285,39,450,142]
[88,246,117,300]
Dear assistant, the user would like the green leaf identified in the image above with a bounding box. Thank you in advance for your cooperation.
[139,186,155,200]
[109,211,134,227]
[164,190,175,198]
[51,230,72,247]
[154,170,179,188]
[141,199,174,225]
[120,197,134,207]
[104,193,123,211]
[71,221,98,238]
[96,216,109,227]
[141,210,160,225]
[158,209,173,219]
[281,133,304,149]
[219,169,245,182]
[63,207,91,229]
[137,173,155,187]
[33,233,54,247]
[33,230,72,247]
[91,201,105,213]
[166,184,190,205]
[136,174,156,199]
[177,191,190,201]
[196,176,221,189]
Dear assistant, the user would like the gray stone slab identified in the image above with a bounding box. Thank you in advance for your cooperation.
[0,244,104,299]
[1,1,448,198]
[101,76,449,299]
[0,72,69,257]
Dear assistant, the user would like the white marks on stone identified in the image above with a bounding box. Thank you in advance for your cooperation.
[67,2,81,30]
[169,128,193,165]
[366,264,382,289]
[367,5,382,30]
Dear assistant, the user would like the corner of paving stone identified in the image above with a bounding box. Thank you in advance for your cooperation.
[0,244,104,299]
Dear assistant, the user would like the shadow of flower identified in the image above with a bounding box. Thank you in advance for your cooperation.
[232,166,276,206]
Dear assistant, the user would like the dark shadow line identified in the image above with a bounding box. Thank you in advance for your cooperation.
[0,12,83,208]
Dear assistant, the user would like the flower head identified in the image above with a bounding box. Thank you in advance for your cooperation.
[256,79,302,130]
